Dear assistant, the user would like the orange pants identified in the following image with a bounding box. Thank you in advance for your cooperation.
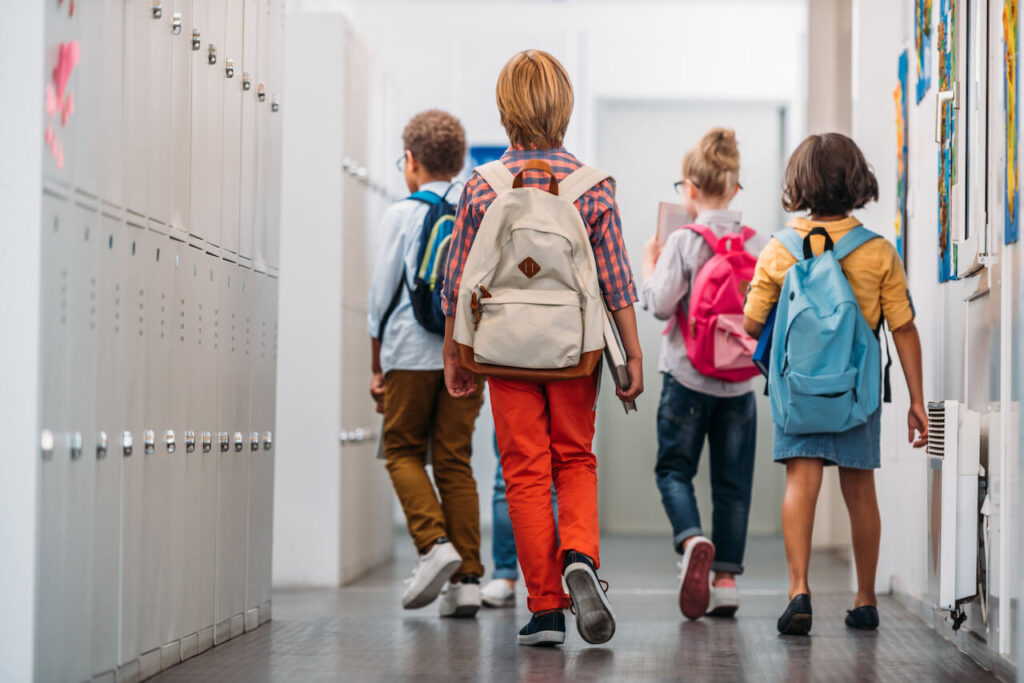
[489,374,600,613]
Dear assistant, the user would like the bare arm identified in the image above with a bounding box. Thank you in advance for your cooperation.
[611,305,644,402]
[369,337,384,414]
[891,320,927,448]
[743,316,764,340]
[443,316,477,398]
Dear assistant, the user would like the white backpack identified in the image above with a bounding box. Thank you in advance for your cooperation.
[452,159,610,382]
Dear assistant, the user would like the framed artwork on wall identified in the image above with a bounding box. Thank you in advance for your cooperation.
[1005,0,1019,244]
[916,0,934,103]
[896,49,909,265]
[937,0,958,282]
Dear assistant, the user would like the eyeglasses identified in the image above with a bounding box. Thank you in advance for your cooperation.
[395,153,407,172]
[672,178,743,194]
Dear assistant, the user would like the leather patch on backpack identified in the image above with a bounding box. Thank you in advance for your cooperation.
[518,257,541,278]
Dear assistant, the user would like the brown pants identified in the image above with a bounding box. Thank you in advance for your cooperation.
[383,369,485,578]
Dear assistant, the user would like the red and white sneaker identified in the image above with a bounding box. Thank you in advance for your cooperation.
[676,536,715,620]
[707,577,739,617]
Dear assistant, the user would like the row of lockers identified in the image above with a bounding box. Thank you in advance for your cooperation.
[43,0,283,268]
[36,192,278,682]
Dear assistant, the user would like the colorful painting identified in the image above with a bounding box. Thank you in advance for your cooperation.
[937,0,957,281]
[1005,0,1020,244]
[895,50,909,265]
[916,0,934,103]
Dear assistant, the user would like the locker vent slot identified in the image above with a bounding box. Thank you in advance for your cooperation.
[927,401,947,458]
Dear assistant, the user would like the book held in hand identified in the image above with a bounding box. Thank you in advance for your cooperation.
[603,309,637,413]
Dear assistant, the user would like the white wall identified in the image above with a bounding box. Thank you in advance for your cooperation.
[0,4,42,682]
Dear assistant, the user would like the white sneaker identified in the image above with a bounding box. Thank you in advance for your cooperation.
[707,580,739,617]
[438,578,482,618]
[481,579,516,608]
[401,541,462,610]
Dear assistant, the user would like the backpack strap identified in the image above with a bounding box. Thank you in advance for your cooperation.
[684,224,720,252]
[558,165,614,204]
[833,225,882,260]
[475,160,515,194]
[773,228,804,261]
[408,190,442,205]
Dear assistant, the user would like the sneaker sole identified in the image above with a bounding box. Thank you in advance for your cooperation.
[565,563,616,645]
[780,613,813,636]
[517,630,566,647]
[679,543,714,621]
[481,596,515,608]
[706,604,739,618]
[402,557,462,610]
[440,602,481,619]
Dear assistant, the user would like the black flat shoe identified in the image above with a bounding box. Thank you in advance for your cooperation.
[777,594,813,635]
[845,605,879,630]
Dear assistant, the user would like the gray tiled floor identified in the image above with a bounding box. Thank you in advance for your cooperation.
[152,535,999,682]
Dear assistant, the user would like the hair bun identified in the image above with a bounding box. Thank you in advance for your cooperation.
[701,127,739,172]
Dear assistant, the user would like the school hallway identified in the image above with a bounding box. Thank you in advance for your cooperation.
[146,535,995,682]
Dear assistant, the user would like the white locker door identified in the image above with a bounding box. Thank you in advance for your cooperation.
[42,3,77,190]
[73,4,103,200]
[123,1,154,221]
[237,0,259,261]
[169,0,194,237]
[148,1,175,229]
[64,203,100,683]
[264,274,277,621]
[196,253,220,653]
[220,0,244,255]
[36,192,72,683]
[91,213,127,677]
[189,0,226,245]
[262,0,284,270]
[119,222,148,668]
[246,273,271,621]
[101,0,126,208]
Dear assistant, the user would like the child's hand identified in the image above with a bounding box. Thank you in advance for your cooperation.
[908,402,928,448]
[444,354,477,398]
[369,372,385,414]
[642,234,661,280]
[617,355,644,402]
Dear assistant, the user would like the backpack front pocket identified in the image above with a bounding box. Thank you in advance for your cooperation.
[712,314,757,371]
[473,289,583,369]
[782,368,860,434]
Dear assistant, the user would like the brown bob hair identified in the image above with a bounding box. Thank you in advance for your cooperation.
[495,50,574,149]
[782,133,879,216]
[402,109,467,178]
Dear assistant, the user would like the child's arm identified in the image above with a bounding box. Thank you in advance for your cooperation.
[366,205,406,411]
[443,316,477,398]
[369,339,384,414]
[441,182,480,399]
[611,305,644,401]
[891,320,928,448]
[639,232,691,321]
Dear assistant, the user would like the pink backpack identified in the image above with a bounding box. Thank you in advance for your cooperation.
[674,224,760,382]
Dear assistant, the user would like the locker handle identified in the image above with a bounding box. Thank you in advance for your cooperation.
[233,432,244,452]
[258,84,266,102]
[192,28,201,51]
[202,431,212,453]
[271,96,280,113]
[70,431,83,460]
[225,59,235,78]
[122,431,134,457]
[208,44,218,66]
[152,0,163,19]
[934,85,958,144]
[144,429,156,455]
[185,430,196,453]
[242,72,252,91]
[250,432,260,451]
[219,432,230,452]
[171,12,182,35]
[263,431,273,450]
[97,431,108,459]
[165,429,176,453]
[40,429,55,461]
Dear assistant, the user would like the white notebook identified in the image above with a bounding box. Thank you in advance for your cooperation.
[603,309,637,413]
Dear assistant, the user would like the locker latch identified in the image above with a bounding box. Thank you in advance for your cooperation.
[219,432,230,452]
[192,29,201,51]
[171,12,182,35]
[233,432,244,452]
[40,429,54,461]
[122,431,134,457]
[250,432,260,452]
[152,0,163,19]
[201,431,212,453]
[225,59,235,79]
[263,431,273,450]
[257,84,266,102]
[271,96,280,113]
[165,429,176,453]
[185,430,196,453]
[242,72,251,91]
[144,429,156,455]
[70,431,83,460]
[96,431,108,459]
[208,44,217,66]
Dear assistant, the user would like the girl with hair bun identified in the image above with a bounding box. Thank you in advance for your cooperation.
[639,127,766,622]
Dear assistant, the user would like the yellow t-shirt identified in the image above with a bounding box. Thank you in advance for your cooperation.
[743,216,915,331]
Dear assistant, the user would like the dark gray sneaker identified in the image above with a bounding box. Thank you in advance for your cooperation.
[518,610,566,647]
[563,550,615,644]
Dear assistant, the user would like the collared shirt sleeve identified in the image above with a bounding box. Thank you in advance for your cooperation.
[586,182,638,311]
[879,242,915,330]
[743,239,789,324]
[367,203,407,339]
[440,177,482,316]
[639,229,691,321]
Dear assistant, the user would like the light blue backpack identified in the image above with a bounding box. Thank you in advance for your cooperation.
[768,226,887,435]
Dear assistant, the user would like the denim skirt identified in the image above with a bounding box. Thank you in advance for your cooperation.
[773,405,881,470]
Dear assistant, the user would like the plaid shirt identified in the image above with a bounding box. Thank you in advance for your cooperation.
[440,147,638,316]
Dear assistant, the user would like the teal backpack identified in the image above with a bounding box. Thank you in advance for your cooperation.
[768,226,890,435]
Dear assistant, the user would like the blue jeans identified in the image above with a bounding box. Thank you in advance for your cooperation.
[654,374,757,574]
[491,434,557,580]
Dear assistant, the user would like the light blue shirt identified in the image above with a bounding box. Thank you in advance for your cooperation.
[367,181,454,375]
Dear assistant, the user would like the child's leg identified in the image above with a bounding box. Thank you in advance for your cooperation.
[547,375,600,564]
[430,376,486,580]
[706,391,757,580]
[782,458,824,598]
[838,467,880,607]
[491,435,519,581]
[383,370,446,552]
[654,376,710,553]
[489,377,567,613]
